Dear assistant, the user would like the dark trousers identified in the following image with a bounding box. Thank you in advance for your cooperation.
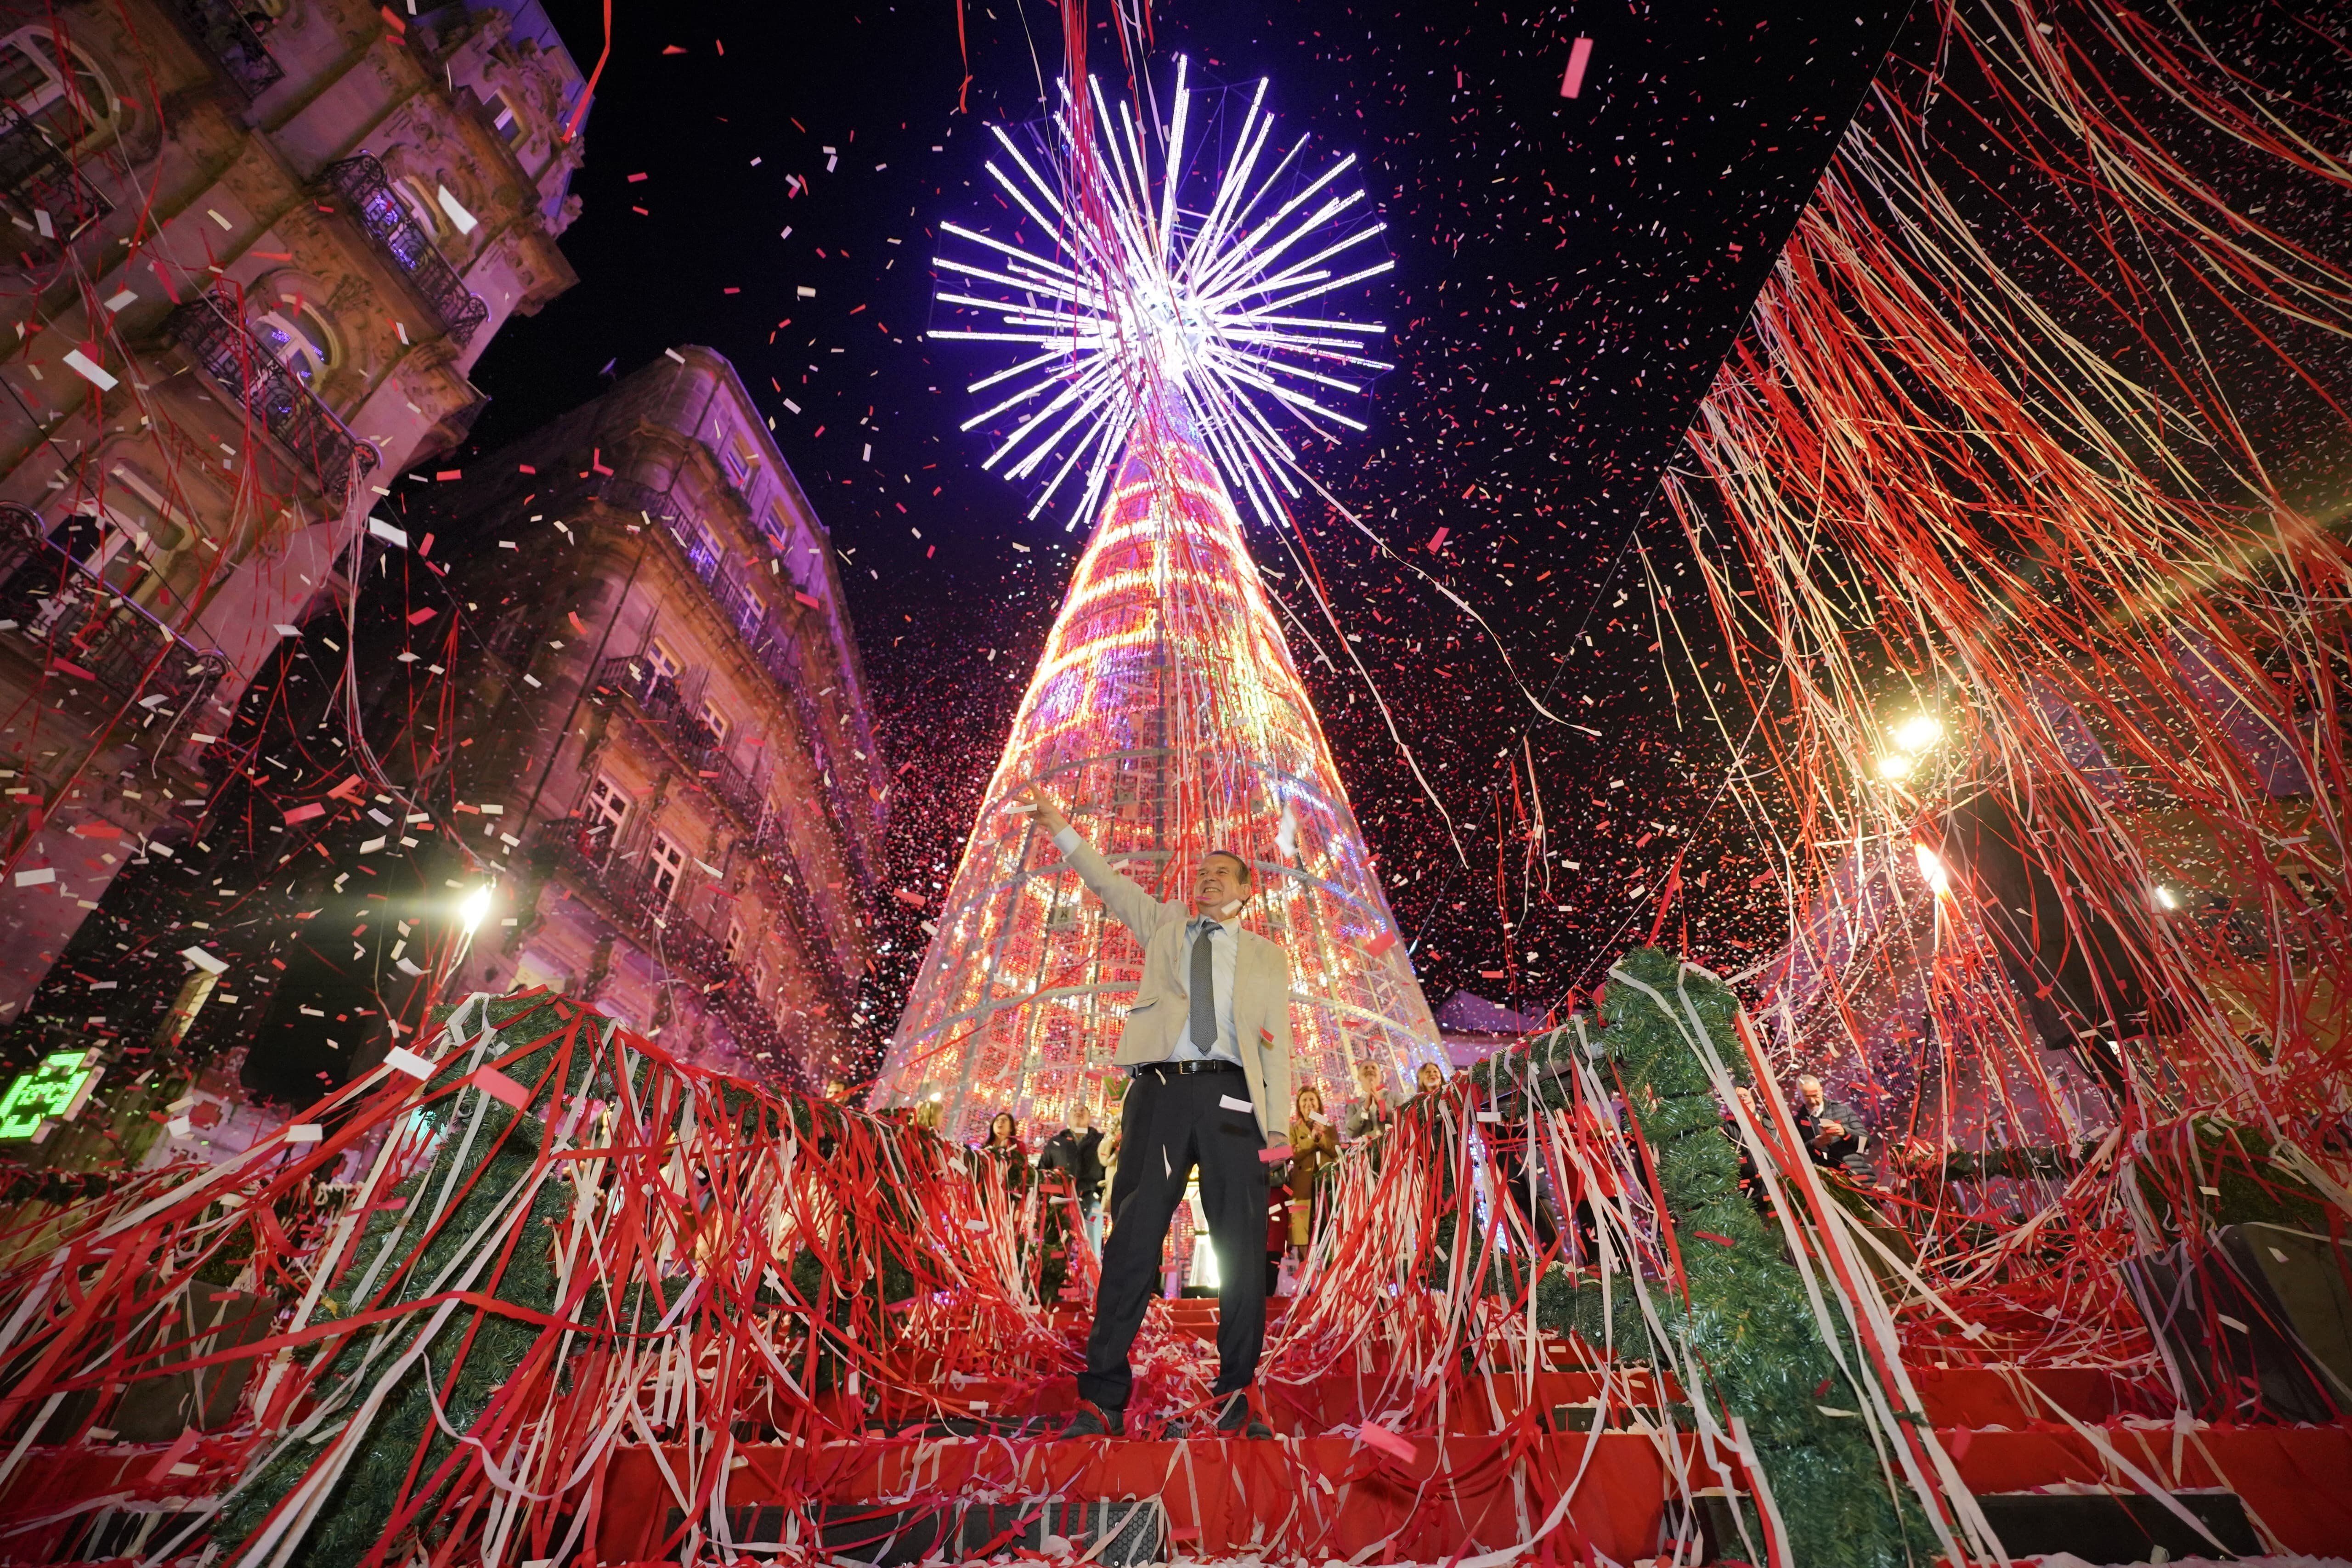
[1078,1064,1267,1411]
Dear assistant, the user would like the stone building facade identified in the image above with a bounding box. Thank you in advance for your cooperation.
[0,0,588,1023]
[422,347,885,1082]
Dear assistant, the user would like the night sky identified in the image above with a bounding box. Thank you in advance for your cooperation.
[463,0,1911,1066]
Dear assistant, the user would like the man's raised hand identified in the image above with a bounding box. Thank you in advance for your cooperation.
[1018,785,1071,838]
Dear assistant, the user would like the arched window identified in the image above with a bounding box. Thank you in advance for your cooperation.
[392,175,444,239]
[251,300,336,386]
[0,25,117,151]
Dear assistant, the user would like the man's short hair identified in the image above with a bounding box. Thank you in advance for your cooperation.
[1796,1074,1823,1092]
[1201,850,1254,886]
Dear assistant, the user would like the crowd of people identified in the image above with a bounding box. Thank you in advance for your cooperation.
[931,1053,1875,1289]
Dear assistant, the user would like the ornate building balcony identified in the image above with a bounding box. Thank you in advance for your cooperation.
[0,102,109,252]
[528,819,813,1082]
[163,294,380,508]
[595,474,882,889]
[588,653,855,1006]
[165,0,286,101]
[592,652,759,819]
[318,156,489,347]
[0,504,227,720]
[533,821,725,970]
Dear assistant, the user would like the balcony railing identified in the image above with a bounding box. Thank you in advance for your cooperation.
[164,294,380,508]
[590,653,854,1001]
[167,0,286,101]
[0,102,109,248]
[318,156,489,346]
[0,504,228,719]
[594,475,883,888]
[531,821,817,1083]
[593,653,759,815]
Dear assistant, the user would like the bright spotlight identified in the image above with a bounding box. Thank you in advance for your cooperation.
[1876,752,1915,781]
[1892,713,1944,753]
[1913,843,1951,895]
[458,885,494,933]
[2154,885,2180,911]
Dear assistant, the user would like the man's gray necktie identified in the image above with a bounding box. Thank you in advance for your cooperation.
[1189,921,1221,1052]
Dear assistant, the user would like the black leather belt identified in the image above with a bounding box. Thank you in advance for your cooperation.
[1136,1059,1242,1077]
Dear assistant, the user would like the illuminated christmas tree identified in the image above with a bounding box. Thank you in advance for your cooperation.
[874,62,1443,1134]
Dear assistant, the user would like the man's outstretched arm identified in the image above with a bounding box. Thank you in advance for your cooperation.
[1019,786,1173,940]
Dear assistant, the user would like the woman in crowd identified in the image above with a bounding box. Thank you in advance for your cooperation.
[1410,1060,1448,1104]
[1287,1086,1340,1253]
[980,1111,1029,1198]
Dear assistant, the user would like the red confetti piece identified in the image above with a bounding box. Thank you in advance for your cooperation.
[470,1068,532,1111]
[1560,37,1594,98]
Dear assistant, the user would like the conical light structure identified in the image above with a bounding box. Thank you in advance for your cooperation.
[876,432,1442,1136]
[879,62,1438,1133]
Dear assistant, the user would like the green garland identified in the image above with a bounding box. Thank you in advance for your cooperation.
[2128,1115,2332,1234]
[219,993,617,1567]
[1478,947,1935,1568]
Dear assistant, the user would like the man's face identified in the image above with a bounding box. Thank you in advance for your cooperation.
[1800,1083,1825,1110]
[1191,853,1251,916]
[1069,1104,1092,1130]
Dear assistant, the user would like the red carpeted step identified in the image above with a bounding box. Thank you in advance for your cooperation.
[604,1335,2352,1566]
[592,1420,2352,1563]
[596,1430,1694,1564]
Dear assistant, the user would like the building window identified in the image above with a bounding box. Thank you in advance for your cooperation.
[0,27,117,152]
[643,639,681,683]
[752,958,770,999]
[724,920,745,964]
[393,175,445,238]
[722,435,758,488]
[27,514,146,637]
[90,503,168,593]
[647,832,687,905]
[698,697,729,744]
[584,774,628,863]
[485,89,525,144]
[250,300,336,387]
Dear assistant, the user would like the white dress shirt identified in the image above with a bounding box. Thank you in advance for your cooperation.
[1054,826,1240,1066]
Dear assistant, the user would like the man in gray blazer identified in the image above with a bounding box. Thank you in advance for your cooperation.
[1022,786,1293,1439]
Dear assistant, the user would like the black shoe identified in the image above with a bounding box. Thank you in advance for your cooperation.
[1049,1400,1124,1438]
[1214,1391,1273,1439]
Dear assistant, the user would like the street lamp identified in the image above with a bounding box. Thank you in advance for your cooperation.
[1876,708,1947,787]
[1891,713,1944,753]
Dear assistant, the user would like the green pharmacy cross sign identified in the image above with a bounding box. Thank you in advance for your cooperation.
[0,1049,105,1141]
